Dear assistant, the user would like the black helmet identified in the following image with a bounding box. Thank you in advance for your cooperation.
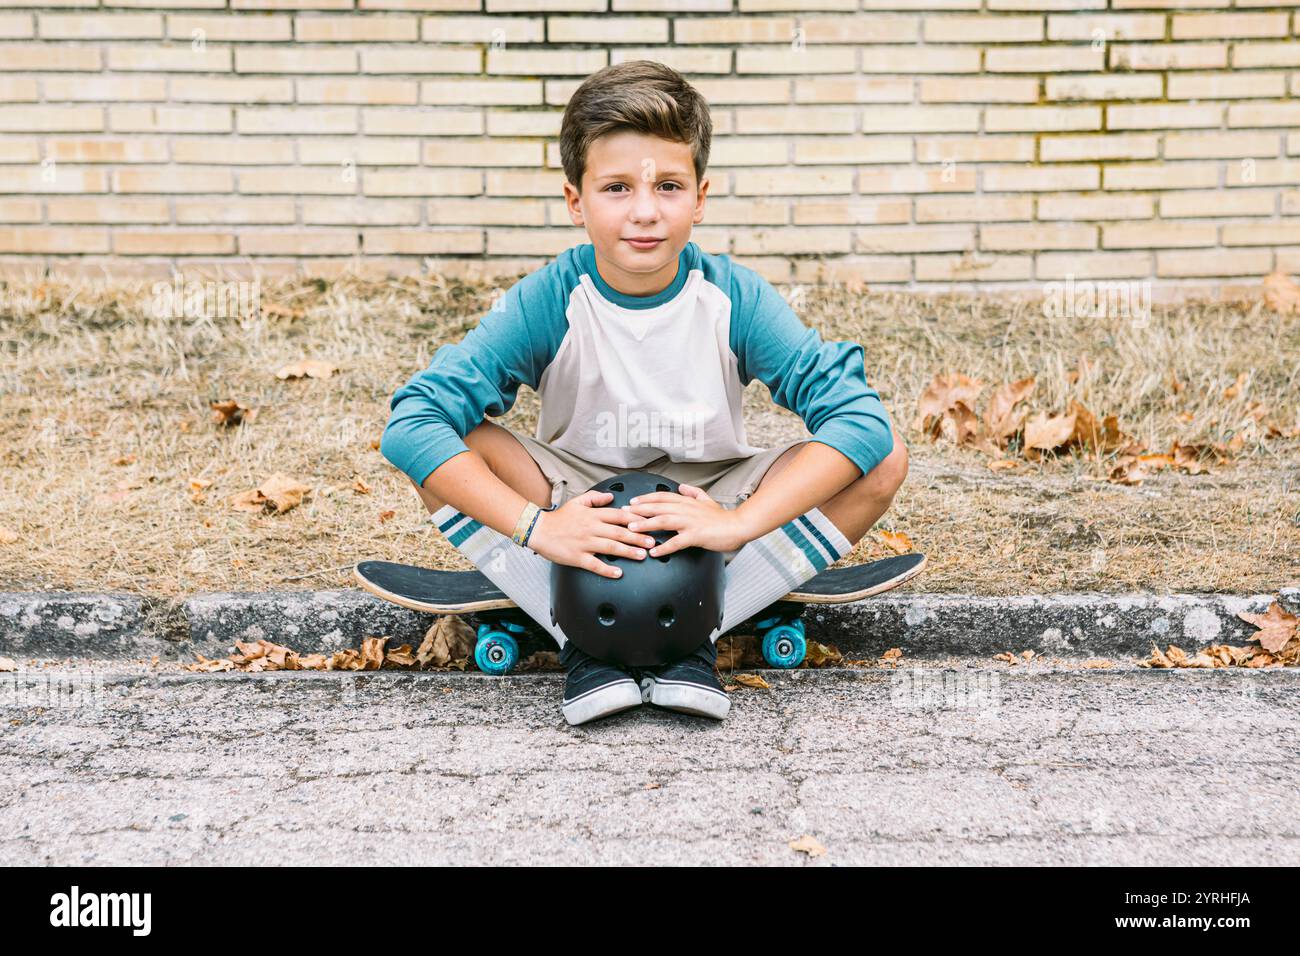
[550,472,725,668]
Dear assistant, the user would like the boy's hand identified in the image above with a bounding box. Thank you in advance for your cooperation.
[621,483,752,557]
[525,490,659,579]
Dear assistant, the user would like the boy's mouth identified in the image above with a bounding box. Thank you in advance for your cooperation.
[624,237,664,250]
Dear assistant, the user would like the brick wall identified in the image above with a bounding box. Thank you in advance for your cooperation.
[1,0,1298,292]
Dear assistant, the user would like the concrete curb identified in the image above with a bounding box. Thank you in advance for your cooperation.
[2,587,1296,663]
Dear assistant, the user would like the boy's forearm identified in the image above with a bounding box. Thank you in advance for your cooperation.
[732,442,859,542]
[420,451,533,540]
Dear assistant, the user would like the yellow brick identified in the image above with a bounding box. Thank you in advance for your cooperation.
[733,169,853,195]
[982,223,1097,251]
[916,254,1032,282]
[923,15,1042,43]
[734,106,855,135]
[1226,159,1300,187]
[1103,164,1218,190]
[488,48,606,75]
[304,199,421,224]
[734,229,852,255]
[364,109,484,135]
[1109,43,1226,71]
[709,137,788,166]
[430,198,545,225]
[795,77,912,103]
[1232,42,1300,69]
[486,229,584,257]
[860,46,979,72]
[486,170,564,195]
[1172,12,1288,40]
[4,169,108,192]
[486,0,603,10]
[115,168,232,193]
[861,107,980,133]
[985,106,1102,133]
[919,77,1038,103]
[613,47,731,73]
[858,167,976,193]
[363,47,481,73]
[1046,13,1165,42]
[171,77,293,103]
[238,168,355,194]
[736,47,853,74]
[1107,104,1222,130]
[423,139,543,166]
[1165,131,1280,159]
[1160,190,1275,218]
[792,137,912,165]
[795,256,912,285]
[110,105,230,133]
[176,198,297,223]
[294,15,418,41]
[1041,134,1159,162]
[983,166,1099,191]
[297,78,419,106]
[420,15,543,42]
[703,198,791,225]
[115,231,236,255]
[421,79,540,104]
[362,229,484,254]
[0,14,33,38]
[174,137,294,164]
[916,195,1033,222]
[237,230,357,255]
[1103,222,1217,248]
[0,227,110,254]
[485,110,562,137]
[1038,194,1155,220]
[916,136,1035,162]
[801,15,918,42]
[235,48,356,73]
[0,200,42,223]
[0,45,100,71]
[167,15,293,41]
[1228,102,1300,127]
[734,0,855,9]
[986,47,1104,72]
[1283,191,1300,215]
[44,77,167,102]
[365,169,482,196]
[299,137,420,165]
[0,106,103,132]
[1169,72,1286,99]
[233,0,353,9]
[106,46,232,72]
[547,16,668,43]
[798,197,912,224]
[855,225,974,253]
[1045,74,1163,100]
[0,77,36,100]
[1156,248,1270,277]
[49,198,169,223]
[0,139,39,162]
[1037,251,1151,281]
[675,15,793,43]
[236,108,356,134]
[1222,222,1300,245]
[38,13,163,38]
[48,139,168,163]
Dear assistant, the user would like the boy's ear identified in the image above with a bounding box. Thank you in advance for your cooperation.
[563,180,584,226]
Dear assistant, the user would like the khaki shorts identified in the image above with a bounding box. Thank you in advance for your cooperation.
[506,427,812,563]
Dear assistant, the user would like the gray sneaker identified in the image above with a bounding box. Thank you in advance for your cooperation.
[560,642,644,726]
[638,639,731,720]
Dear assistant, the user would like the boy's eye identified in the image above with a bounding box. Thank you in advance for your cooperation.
[605,182,682,193]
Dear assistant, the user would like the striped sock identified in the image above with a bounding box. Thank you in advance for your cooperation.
[430,504,569,649]
[708,506,852,642]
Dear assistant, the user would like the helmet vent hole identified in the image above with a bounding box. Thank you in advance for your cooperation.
[597,603,616,626]
[609,481,624,492]
[656,483,672,493]
[657,605,675,627]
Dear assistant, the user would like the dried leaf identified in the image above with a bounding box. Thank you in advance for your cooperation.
[915,372,983,438]
[1238,602,1299,654]
[0,657,16,672]
[732,673,770,689]
[1263,269,1300,315]
[417,616,475,669]
[210,399,258,427]
[878,530,914,554]
[984,377,1035,444]
[276,358,337,380]
[1023,410,1077,457]
[789,835,827,858]
[0,527,18,545]
[229,472,313,514]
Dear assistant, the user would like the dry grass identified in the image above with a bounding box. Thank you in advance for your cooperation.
[1,270,1297,598]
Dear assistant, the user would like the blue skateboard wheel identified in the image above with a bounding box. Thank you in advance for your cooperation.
[474,623,520,675]
[759,618,806,669]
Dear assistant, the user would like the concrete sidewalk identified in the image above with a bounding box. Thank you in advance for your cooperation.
[1,664,1296,865]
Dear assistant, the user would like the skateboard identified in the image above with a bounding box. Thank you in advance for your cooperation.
[354,552,926,675]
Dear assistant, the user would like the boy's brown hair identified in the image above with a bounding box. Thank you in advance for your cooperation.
[560,60,713,193]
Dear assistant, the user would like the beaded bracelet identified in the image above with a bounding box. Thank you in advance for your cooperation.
[512,502,540,547]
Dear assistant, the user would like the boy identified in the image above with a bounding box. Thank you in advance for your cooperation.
[381,61,908,727]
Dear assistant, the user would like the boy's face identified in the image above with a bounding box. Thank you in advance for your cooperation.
[563,129,709,297]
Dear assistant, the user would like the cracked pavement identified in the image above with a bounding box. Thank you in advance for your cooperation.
[1,664,1297,865]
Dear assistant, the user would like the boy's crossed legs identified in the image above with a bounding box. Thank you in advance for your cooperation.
[406,421,907,720]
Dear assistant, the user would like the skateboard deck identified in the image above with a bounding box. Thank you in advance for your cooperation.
[354,552,925,673]
[353,552,926,616]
